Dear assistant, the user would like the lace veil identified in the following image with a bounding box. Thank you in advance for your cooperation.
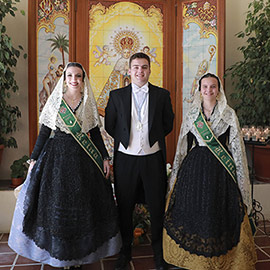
[168,74,252,212]
[39,63,101,133]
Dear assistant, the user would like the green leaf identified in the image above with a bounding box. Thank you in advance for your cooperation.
[9,10,15,17]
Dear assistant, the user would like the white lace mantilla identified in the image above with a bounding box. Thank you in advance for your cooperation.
[39,63,101,134]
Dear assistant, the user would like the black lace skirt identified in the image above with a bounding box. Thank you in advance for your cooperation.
[164,145,245,258]
[22,131,119,261]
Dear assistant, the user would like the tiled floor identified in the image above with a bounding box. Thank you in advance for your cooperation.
[1,221,270,270]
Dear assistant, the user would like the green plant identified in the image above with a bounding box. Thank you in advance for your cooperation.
[0,0,26,147]
[226,0,270,126]
[10,154,29,178]
[133,204,151,231]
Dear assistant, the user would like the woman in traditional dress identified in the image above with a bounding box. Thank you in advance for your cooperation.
[163,73,257,270]
[8,62,121,269]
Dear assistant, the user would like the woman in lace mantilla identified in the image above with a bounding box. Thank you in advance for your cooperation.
[8,62,121,269]
[163,73,256,270]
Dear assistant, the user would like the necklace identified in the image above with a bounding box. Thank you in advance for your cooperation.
[64,96,83,113]
[202,102,217,122]
[203,104,215,113]
[64,93,82,102]
[132,91,147,131]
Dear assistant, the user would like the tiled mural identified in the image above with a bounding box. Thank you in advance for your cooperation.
[182,0,218,116]
[89,1,164,109]
[37,0,70,113]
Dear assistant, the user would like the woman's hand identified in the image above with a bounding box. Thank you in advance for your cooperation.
[28,160,36,173]
[103,159,110,179]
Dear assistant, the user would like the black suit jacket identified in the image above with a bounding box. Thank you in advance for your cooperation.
[105,83,174,162]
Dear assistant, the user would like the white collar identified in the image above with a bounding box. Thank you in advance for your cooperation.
[132,82,149,93]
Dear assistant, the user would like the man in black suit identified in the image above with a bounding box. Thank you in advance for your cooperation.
[105,52,174,270]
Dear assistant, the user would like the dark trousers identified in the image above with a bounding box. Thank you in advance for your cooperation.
[114,151,167,258]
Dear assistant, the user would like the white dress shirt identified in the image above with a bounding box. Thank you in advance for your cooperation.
[118,83,160,155]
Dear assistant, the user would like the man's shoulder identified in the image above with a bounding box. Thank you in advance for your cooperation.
[149,83,170,95]
[110,85,130,96]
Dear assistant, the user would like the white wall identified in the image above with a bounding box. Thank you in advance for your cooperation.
[254,184,270,220]
[0,191,17,232]
[225,0,249,101]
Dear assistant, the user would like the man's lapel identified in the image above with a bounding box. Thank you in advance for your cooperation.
[122,84,132,131]
[148,83,157,132]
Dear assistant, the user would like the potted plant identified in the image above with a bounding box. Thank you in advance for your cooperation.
[0,0,26,164]
[226,0,270,182]
[10,155,29,187]
[132,204,150,245]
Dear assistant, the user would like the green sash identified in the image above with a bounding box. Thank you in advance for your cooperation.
[194,111,237,183]
[194,111,257,235]
[58,99,104,177]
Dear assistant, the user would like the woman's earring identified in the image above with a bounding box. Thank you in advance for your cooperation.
[81,82,84,93]
[200,92,202,101]
[63,81,67,93]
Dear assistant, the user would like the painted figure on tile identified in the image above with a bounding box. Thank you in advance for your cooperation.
[47,55,57,76]
[93,45,116,67]
[39,57,64,112]
[142,46,160,66]
[114,46,132,78]
[97,31,140,109]
[186,45,216,103]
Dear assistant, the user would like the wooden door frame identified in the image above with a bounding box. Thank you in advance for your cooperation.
[162,0,177,164]
[28,0,37,154]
